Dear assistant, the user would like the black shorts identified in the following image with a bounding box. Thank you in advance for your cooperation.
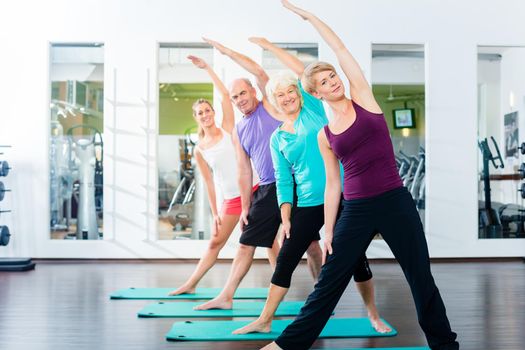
[239,183,281,248]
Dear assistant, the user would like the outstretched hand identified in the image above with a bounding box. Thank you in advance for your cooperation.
[281,0,310,20]
[203,37,230,55]
[187,55,207,69]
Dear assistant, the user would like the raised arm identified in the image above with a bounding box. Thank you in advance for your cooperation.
[282,0,381,112]
[317,129,342,262]
[203,37,269,97]
[231,127,254,230]
[249,37,305,76]
[188,55,235,133]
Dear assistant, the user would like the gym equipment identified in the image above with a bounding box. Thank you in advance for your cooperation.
[0,225,10,246]
[166,318,397,341]
[67,125,103,240]
[49,119,104,239]
[0,258,36,272]
[0,181,11,201]
[0,144,35,271]
[518,163,525,179]
[478,137,504,238]
[519,183,525,199]
[496,204,525,238]
[519,142,525,155]
[396,147,425,210]
[165,127,211,239]
[166,136,196,234]
[191,161,210,239]
[0,160,10,177]
[110,287,269,300]
[138,301,308,318]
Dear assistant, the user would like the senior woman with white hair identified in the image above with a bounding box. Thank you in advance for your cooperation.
[232,38,389,335]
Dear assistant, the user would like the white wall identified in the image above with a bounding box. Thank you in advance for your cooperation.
[0,0,524,258]
[371,57,425,85]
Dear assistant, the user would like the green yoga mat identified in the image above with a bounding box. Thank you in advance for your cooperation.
[110,287,268,300]
[166,318,397,341]
[139,301,306,318]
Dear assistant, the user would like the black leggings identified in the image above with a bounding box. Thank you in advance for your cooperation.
[275,187,459,350]
[271,203,372,288]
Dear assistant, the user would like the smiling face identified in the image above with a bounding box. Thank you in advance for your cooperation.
[229,79,259,115]
[274,84,301,116]
[192,100,215,129]
[311,70,345,102]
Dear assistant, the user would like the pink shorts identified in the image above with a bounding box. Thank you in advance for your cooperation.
[221,184,259,216]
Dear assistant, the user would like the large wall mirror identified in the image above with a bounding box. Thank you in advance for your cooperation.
[477,45,525,239]
[49,43,104,240]
[372,44,426,226]
[157,43,213,240]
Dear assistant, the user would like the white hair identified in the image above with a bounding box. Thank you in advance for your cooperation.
[265,70,303,111]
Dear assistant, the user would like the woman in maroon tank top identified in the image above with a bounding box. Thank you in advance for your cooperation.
[262,2,460,350]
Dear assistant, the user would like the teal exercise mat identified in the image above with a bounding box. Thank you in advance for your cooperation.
[319,348,429,350]
[325,347,430,350]
[110,287,268,300]
[166,317,397,341]
[139,300,306,318]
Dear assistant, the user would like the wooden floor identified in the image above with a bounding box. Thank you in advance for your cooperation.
[0,259,524,350]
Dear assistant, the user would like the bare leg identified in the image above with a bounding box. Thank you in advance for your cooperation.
[194,243,256,310]
[233,283,288,334]
[355,279,392,333]
[266,233,281,270]
[306,240,322,281]
[169,214,239,295]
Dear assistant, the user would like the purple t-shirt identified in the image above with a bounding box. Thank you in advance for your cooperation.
[237,102,281,185]
[324,100,403,200]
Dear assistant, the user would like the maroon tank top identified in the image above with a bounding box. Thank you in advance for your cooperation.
[324,100,403,200]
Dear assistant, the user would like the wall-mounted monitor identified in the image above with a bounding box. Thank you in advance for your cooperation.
[393,108,416,129]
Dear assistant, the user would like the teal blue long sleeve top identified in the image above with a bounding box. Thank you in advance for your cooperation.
[270,82,329,207]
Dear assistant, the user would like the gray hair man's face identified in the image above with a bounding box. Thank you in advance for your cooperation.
[230,79,258,115]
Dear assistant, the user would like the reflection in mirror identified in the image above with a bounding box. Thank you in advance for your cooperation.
[158,43,213,240]
[477,46,525,239]
[372,44,426,225]
[49,43,104,240]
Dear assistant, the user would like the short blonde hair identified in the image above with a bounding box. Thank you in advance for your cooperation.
[265,70,303,112]
[301,61,337,94]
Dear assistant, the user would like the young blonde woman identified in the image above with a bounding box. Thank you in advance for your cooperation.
[262,2,459,349]
[169,55,258,296]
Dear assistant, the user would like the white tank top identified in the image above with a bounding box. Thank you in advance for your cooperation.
[199,129,258,200]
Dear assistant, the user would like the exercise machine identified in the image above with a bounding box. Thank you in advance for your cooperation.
[0,145,35,271]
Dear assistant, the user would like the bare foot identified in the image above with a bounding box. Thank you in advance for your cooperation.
[233,319,271,334]
[168,285,195,296]
[193,297,232,310]
[260,342,283,350]
[370,317,392,333]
